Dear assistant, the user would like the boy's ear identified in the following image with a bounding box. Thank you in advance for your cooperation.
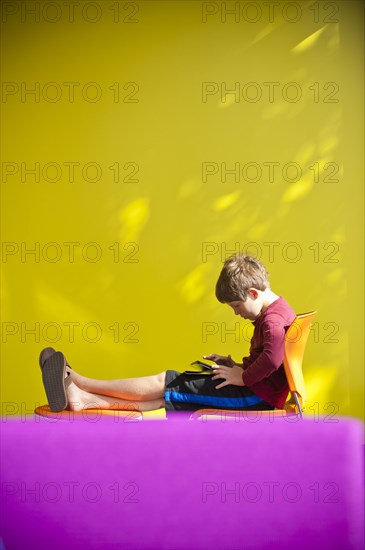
[247,288,259,299]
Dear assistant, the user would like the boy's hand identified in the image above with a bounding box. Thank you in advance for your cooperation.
[204,353,235,367]
[211,365,245,388]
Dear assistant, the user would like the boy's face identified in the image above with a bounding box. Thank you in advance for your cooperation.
[227,290,263,321]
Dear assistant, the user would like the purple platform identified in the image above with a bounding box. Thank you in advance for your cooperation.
[1,414,364,550]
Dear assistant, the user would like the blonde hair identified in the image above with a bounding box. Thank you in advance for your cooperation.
[215,254,270,303]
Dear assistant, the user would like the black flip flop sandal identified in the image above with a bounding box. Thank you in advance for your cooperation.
[41,351,72,412]
[39,347,56,369]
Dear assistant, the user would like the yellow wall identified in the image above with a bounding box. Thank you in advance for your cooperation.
[1,1,364,420]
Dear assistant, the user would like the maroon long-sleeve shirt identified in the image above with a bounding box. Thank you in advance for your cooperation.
[241,296,296,409]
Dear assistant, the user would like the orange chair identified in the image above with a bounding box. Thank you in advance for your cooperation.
[34,404,143,422]
[190,311,317,421]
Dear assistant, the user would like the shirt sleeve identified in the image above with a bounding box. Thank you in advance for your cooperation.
[242,316,287,386]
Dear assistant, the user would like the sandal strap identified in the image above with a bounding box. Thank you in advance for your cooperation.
[39,347,72,370]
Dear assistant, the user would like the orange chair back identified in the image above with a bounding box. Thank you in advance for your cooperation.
[283,311,317,410]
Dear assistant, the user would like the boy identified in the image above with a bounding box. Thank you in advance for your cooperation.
[39,254,296,415]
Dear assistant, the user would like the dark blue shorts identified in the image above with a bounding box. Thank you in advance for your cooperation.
[164,370,274,414]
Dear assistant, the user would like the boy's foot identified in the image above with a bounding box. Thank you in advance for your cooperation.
[64,379,93,412]
[39,348,108,412]
[39,348,89,412]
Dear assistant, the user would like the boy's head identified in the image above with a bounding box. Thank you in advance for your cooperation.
[215,254,270,320]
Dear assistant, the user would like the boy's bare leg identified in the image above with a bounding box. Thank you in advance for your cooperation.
[69,369,166,402]
[66,377,165,412]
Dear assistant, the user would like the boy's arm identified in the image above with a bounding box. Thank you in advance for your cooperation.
[242,318,287,387]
